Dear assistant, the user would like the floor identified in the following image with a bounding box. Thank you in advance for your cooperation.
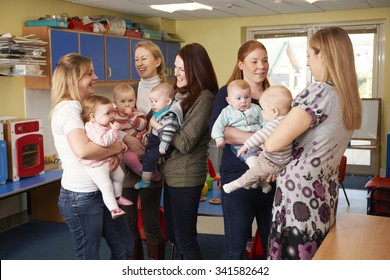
[196,188,368,235]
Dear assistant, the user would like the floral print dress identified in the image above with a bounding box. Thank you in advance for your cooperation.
[267,82,353,260]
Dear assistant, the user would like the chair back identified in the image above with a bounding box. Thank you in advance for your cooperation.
[369,186,390,217]
[338,155,347,182]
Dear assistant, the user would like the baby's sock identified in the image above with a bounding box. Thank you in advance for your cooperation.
[223,180,241,194]
[134,171,153,190]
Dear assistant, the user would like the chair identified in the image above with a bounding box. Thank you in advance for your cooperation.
[207,156,221,188]
[338,155,350,206]
[364,177,390,215]
[368,186,390,217]
[245,228,264,259]
[137,198,175,259]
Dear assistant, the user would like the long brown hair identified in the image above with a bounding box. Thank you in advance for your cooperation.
[227,40,270,91]
[174,43,219,114]
[310,27,362,130]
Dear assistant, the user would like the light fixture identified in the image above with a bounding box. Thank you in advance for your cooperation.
[306,0,318,3]
[150,2,213,13]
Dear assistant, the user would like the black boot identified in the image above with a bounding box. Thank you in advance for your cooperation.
[130,238,144,260]
[147,242,165,260]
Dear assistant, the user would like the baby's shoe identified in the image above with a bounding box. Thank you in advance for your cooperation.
[134,180,151,190]
[116,196,133,206]
[151,171,161,181]
[111,208,126,219]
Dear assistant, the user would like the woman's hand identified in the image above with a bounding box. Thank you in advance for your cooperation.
[108,156,120,173]
[224,126,253,145]
[123,134,145,159]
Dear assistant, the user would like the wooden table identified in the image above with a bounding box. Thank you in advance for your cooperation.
[313,212,390,259]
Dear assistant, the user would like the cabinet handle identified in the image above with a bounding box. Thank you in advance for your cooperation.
[107,67,112,78]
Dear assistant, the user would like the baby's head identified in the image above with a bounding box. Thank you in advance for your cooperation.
[82,95,114,126]
[226,79,251,112]
[149,82,175,112]
[259,85,292,122]
[113,84,136,114]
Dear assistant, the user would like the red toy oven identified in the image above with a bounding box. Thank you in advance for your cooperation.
[2,118,45,182]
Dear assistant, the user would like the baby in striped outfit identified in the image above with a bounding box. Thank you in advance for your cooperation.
[223,85,293,194]
[81,95,132,220]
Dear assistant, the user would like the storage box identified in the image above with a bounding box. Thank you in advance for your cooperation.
[67,19,84,30]
[141,29,162,40]
[25,20,68,28]
[124,29,142,38]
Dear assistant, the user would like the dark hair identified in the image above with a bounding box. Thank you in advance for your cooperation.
[174,43,219,113]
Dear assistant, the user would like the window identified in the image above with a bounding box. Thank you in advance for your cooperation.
[247,22,385,175]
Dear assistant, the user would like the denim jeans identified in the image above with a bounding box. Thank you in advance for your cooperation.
[58,187,133,259]
[163,183,203,260]
[221,186,275,259]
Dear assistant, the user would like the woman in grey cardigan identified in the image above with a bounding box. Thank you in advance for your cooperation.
[160,43,219,260]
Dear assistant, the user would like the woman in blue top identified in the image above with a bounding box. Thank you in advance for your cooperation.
[209,40,275,259]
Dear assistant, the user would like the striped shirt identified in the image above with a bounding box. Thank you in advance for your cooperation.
[244,116,292,165]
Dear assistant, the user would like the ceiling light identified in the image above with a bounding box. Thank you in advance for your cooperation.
[306,0,318,3]
[150,2,213,13]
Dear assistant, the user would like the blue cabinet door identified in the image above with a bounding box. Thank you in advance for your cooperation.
[129,38,142,80]
[80,33,105,81]
[105,36,130,81]
[50,30,78,74]
[166,42,180,79]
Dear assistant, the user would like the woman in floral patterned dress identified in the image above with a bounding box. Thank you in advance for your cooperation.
[264,27,362,260]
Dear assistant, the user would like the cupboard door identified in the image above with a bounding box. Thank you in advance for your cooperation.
[129,38,142,80]
[80,33,105,81]
[50,30,78,74]
[105,36,130,81]
[166,42,180,79]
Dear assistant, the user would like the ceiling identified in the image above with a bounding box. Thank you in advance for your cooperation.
[65,0,390,21]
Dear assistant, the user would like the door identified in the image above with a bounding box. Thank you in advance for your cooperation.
[80,33,105,81]
[50,29,78,74]
[105,36,130,81]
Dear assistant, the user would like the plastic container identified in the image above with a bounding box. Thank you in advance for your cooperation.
[124,29,142,38]
[25,20,68,28]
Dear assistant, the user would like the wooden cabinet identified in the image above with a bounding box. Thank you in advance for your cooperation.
[22,26,180,89]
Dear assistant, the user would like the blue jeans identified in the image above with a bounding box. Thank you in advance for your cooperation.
[163,183,203,260]
[221,186,275,259]
[58,187,133,259]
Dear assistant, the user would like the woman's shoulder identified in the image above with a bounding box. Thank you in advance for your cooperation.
[54,100,82,113]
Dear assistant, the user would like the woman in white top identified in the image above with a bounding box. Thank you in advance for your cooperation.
[121,41,166,260]
[50,53,133,259]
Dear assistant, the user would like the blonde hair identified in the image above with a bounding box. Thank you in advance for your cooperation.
[227,79,250,97]
[151,82,175,99]
[81,95,112,123]
[309,27,361,130]
[51,53,92,110]
[113,84,135,100]
[134,41,166,83]
[260,85,292,116]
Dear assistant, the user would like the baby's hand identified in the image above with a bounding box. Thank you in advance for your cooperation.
[110,121,121,131]
[124,107,132,115]
[237,146,248,157]
[216,140,225,148]
[159,147,166,155]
